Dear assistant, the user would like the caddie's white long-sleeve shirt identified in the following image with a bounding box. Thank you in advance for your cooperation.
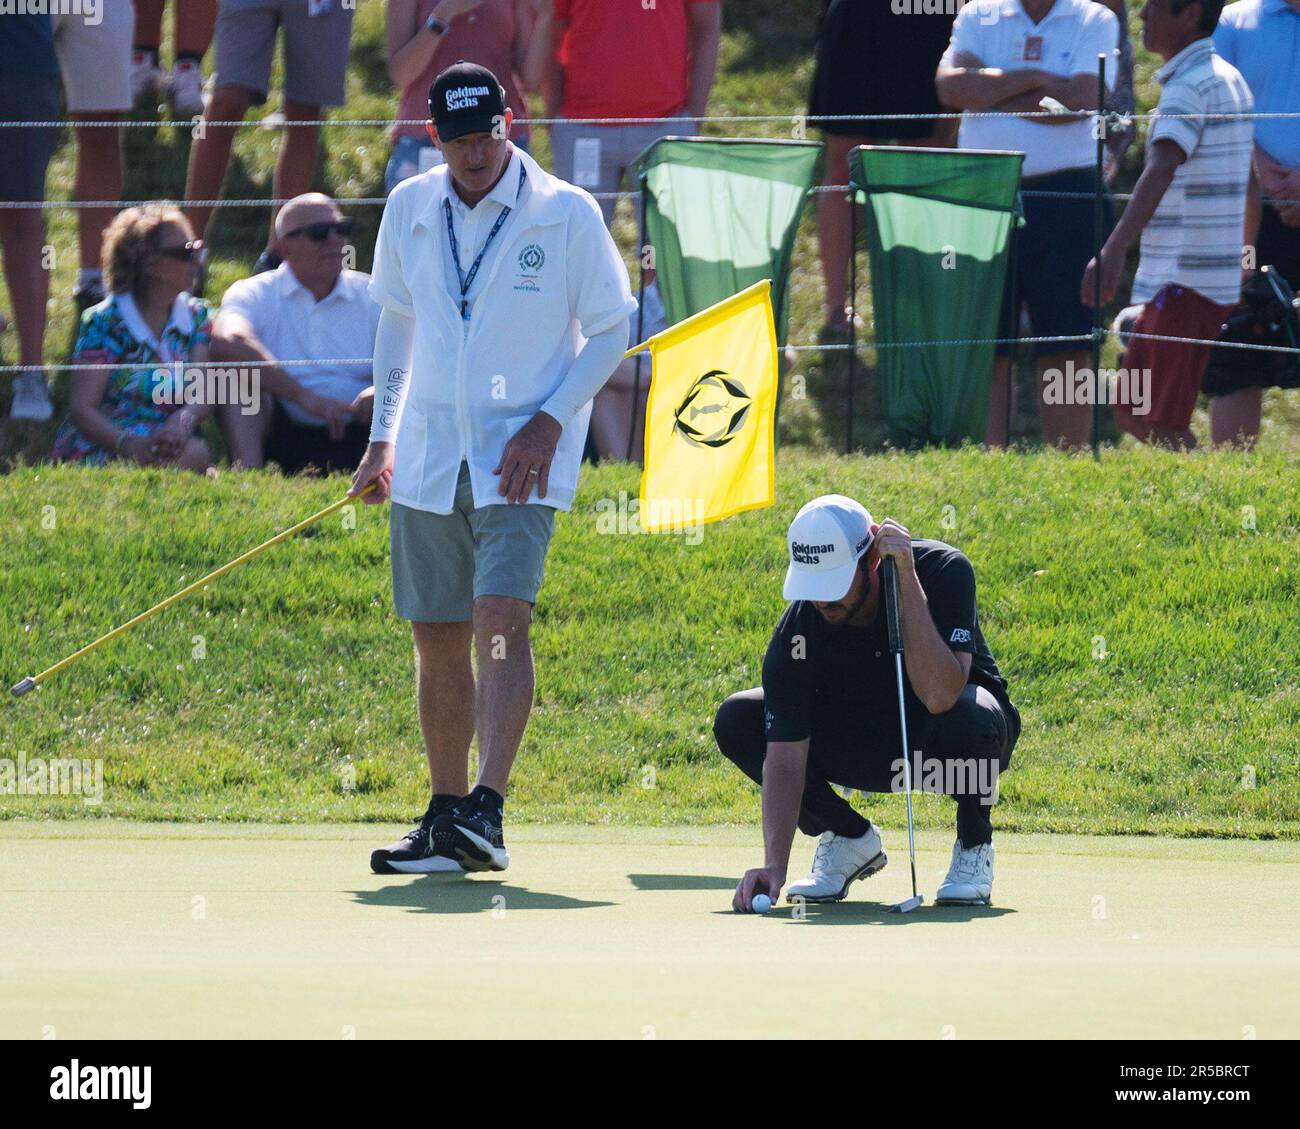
[367,143,636,513]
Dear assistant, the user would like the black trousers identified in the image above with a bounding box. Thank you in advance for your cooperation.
[713,683,1019,847]
[265,400,370,476]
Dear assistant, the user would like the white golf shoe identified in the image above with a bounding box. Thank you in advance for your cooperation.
[785,825,887,904]
[936,839,995,905]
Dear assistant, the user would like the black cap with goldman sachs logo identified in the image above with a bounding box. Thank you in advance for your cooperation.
[429,62,507,143]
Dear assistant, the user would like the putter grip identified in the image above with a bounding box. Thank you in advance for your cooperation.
[883,556,903,655]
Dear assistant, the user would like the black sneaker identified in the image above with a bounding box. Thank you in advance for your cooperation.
[431,804,509,872]
[370,800,464,875]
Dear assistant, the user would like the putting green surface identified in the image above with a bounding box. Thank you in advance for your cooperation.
[2,822,1297,1040]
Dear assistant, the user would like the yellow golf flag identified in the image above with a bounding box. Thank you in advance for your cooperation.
[632,279,778,534]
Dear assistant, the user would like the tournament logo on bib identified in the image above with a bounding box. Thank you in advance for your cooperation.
[518,244,545,273]
[672,371,752,449]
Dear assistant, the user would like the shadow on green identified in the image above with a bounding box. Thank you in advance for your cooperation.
[629,873,737,891]
[352,876,615,914]
[712,902,1017,925]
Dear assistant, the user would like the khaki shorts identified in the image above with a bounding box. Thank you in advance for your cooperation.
[212,0,354,107]
[53,3,134,114]
[390,464,557,623]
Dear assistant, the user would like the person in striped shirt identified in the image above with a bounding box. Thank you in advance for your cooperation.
[1081,0,1255,449]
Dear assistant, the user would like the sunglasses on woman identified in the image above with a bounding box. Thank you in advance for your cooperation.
[284,218,355,242]
[155,239,205,263]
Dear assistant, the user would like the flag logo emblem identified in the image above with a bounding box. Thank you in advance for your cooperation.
[672,371,752,448]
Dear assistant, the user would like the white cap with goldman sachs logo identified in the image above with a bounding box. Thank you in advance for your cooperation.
[782,495,875,602]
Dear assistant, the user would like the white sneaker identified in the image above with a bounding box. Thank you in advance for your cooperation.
[170,59,206,117]
[130,51,165,107]
[10,372,53,423]
[785,825,887,904]
[936,839,994,905]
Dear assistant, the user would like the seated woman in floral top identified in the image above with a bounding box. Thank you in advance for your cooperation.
[52,204,214,470]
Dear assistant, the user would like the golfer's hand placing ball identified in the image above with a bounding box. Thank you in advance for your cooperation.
[495,410,562,505]
[349,441,395,505]
[734,867,784,914]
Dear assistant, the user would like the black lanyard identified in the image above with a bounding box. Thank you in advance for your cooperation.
[444,162,527,322]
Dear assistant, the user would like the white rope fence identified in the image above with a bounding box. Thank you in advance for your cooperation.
[1,103,1297,211]
[804,334,1093,353]
[1117,330,1300,356]
[5,110,1300,129]
[4,187,1298,209]
[1,189,692,208]
[3,327,1294,377]
[2,107,1297,384]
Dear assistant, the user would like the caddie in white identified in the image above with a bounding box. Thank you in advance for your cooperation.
[351,62,635,877]
[716,495,1022,912]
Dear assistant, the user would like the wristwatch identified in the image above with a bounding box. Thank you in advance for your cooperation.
[425,13,450,36]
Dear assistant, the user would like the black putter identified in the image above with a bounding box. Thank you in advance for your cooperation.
[883,555,923,913]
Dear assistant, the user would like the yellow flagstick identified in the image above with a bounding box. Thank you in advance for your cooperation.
[10,483,377,699]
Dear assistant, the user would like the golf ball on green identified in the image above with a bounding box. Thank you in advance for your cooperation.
[752,893,772,914]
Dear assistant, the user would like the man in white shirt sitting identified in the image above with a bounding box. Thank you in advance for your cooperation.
[210,193,381,472]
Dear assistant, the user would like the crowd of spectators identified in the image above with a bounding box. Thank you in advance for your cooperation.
[1,0,1295,466]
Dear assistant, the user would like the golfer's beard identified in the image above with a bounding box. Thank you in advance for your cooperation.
[818,581,869,625]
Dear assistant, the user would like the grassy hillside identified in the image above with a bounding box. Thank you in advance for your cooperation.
[3,0,1299,461]
[3,448,1297,835]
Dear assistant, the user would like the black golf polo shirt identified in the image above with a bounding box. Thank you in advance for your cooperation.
[761,539,1012,743]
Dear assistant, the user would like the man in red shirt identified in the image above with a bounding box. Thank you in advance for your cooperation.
[533,0,722,226]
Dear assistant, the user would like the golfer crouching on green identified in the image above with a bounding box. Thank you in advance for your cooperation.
[716,496,1021,912]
